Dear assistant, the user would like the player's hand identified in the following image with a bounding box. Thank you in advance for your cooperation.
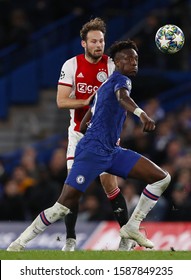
[140,112,156,132]
[83,92,96,106]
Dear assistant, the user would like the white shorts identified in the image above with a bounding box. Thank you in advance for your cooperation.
[66,127,83,169]
[66,127,108,175]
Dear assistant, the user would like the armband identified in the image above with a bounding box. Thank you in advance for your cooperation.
[133,108,144,117]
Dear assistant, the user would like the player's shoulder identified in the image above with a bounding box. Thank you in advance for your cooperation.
[64,55,77,65]
[108,57,115,69]
[61,55,79,72]
[102,54,111,62]
[76,54,86,62]
[102,54,109,59]
[101,54,115,73]
[112,71,130,83]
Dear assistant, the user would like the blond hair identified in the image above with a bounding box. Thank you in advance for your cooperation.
[80,17,106,41]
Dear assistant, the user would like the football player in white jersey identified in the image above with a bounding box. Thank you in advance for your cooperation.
[57,17,135,251]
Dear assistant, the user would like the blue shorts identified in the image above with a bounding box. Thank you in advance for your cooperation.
[65,146,141,192]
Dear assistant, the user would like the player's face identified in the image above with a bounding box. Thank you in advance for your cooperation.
[116,49,138,76]
[82,30,105,62]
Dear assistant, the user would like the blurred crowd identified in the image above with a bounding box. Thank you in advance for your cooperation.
[0,1,190,71]
[0,0,94,49]
[1,98,191,222]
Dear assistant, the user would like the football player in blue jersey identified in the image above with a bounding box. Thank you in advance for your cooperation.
[7,40,171,251]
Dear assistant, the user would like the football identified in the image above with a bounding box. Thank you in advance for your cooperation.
[155,24,185,54]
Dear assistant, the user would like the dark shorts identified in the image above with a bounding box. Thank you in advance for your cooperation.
[65,146,141,192]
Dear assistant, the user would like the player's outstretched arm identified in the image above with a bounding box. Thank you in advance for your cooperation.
[116,88,155,132]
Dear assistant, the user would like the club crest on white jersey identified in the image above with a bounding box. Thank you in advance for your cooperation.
[97,71,107,82]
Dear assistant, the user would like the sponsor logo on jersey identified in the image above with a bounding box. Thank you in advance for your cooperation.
[97,71,107,82]
[76,175,85,184]
[77,72,84,78]
[77,83,99,94]
[59,70,65,80]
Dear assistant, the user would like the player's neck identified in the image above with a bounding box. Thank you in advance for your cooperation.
[84,54,102,64]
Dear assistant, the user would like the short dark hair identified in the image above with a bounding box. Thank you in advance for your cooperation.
[80,17,106,41]
[108,40,138,60]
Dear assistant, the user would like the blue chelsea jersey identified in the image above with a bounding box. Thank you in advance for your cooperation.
[78,71,132,156]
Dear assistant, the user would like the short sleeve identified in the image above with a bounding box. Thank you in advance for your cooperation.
[58,57,76,86]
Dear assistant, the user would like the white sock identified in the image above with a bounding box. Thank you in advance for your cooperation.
[18,202,70,246]
[127,193,156,229]
[127,173,171,229]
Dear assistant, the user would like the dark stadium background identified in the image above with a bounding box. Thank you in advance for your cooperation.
[0,0,191,250]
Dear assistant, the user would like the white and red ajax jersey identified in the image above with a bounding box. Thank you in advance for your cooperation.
[58,54,115,132]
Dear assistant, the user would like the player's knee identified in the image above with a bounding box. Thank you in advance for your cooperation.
[100,174,117,194]
[157,172,171,192]
[164,172,171,187]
